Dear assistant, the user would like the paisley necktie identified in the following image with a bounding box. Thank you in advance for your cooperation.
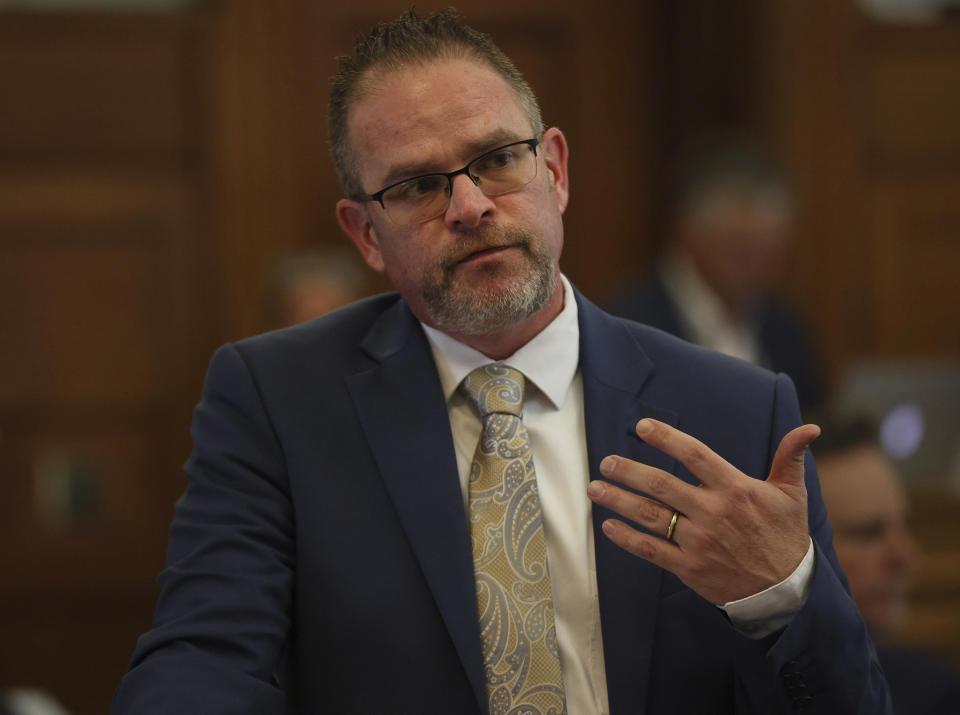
[461,364,566,715]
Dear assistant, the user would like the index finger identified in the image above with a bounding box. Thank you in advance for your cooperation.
[635,418,738,488]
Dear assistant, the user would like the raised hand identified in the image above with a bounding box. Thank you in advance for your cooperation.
[587,418,821,605]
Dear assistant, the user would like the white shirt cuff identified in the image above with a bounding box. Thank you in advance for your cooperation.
[720,538,816,639]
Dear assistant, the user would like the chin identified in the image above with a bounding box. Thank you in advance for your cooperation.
[866,604,909,643]
[426,279,554,337]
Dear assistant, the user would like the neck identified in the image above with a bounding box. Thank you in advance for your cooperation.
[683,252,751,323]
[441,275,565,360]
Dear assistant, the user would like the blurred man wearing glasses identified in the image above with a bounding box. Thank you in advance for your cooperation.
[814,414,960,715]
[114,9,890,714]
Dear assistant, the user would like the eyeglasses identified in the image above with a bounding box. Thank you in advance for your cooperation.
[357,138,540,225]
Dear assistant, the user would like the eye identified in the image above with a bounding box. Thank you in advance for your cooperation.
[392,175,447,200]
[842,520,887,542]
[475,148,516,173]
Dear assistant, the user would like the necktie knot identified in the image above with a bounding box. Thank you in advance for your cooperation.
[462,364,525,419]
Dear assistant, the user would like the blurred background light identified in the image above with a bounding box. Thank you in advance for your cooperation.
[880,402,925,460]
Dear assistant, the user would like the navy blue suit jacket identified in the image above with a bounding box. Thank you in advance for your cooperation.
[879,647,960,715]
[113,289,890,714]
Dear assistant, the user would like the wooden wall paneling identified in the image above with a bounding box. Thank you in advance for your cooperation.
[554,0,651,301]
[0,588,161,715]
[0,13,188,170]
[0,195,196,708]
[285,0,361,261]
[899,487,960,669]
[0,222,170,405]
[642,0,763,262]
[0,8,215,713]
[870,181,960,354]
[206,1,306,341]
[861,21,960,357]
[754,0,874,391]
[0,169,214,404]
[0,195,189,590]
[0,409,176,588]
[756,4,960,384]
[863,22,960,170]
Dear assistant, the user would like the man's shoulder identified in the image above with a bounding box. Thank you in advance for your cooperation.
[196,292,421,417]
[238,292,405,356]
[208,293,418,388]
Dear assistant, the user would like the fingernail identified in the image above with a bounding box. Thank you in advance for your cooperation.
[587,480,606,498]
[602,521,617,537]
[636,419,653,436]
[599,456,616,475]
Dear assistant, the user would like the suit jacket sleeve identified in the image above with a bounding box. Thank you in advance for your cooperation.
[737,374,892,714]
[112,343,292,714]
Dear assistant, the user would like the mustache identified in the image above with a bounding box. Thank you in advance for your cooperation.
[440,225,533,270]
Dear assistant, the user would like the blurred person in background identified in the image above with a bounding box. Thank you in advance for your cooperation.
[814,413,960,715]
[262,247,371,329]
[0,689,70,715]
[607,138,823,409]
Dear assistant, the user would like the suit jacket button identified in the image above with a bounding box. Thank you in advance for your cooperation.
[780,660,802,676]
[783,673,803,687]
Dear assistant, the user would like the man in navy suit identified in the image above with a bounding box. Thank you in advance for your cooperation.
[114,9,890,714]
[606,140,823,410]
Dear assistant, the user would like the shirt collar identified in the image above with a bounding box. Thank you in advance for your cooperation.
[659,251,760,363]
[421,274,580,409]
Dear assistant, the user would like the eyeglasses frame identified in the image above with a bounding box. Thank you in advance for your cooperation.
[355,137,541,223]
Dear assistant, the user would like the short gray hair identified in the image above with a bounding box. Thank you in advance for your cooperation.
[671,136,793,221]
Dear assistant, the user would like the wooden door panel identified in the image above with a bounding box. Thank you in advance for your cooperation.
[0,13,188,169]
[0,225,170,405]
[871,181,960,354]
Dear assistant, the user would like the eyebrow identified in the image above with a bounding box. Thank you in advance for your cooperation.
[836,518,888,539]
[378,129,528,188]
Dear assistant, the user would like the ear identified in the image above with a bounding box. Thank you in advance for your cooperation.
[336,199,385,273]
[540,127,569,214]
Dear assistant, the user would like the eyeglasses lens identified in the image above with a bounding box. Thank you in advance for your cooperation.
[381,141,538,225]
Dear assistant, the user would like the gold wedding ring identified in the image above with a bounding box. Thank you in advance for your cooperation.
[665,510,680,541]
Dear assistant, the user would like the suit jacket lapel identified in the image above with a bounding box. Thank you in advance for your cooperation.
[577,291,679,715]
[345,300,486,710]
[345,292,684,713]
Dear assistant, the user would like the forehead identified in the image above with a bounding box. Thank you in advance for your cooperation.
[347,58,533,186]
[818,446,906,522]
[691,191,792,232]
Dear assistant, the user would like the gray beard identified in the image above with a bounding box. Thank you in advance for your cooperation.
[420,226,556,336]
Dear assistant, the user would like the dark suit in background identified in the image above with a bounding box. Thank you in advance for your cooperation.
[607,275,823,410]
[609,136,825,412]
[879,648,960,715]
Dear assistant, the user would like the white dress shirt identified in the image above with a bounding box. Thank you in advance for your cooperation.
[421,275,813,715]
[660,252,763,365]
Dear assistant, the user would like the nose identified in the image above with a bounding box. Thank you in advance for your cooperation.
[888,524,921,570]
[443,173,495,229]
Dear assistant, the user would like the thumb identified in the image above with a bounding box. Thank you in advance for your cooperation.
[768,423,821,489]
